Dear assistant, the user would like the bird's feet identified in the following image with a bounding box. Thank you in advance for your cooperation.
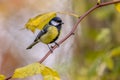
[54,42,59,47]
[51,42,59,48]
[47,44,53,53]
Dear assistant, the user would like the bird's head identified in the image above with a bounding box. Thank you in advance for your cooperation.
[49,17,64,26]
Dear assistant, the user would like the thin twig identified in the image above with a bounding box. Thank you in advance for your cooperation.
[5,0,120,80]
[5,77,12,80]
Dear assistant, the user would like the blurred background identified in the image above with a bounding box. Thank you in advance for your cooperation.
[0,0,120,80]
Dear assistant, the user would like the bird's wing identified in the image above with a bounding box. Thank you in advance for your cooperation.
[34,24,49,42]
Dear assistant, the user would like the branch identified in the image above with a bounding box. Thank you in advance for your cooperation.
[39,0,120,63]
[5,0,120,80]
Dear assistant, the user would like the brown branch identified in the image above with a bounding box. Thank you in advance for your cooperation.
[5,0,120,80]
[39,0,120,63]
[5,77,12,80]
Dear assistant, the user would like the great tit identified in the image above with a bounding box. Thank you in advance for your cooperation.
[26,17,63,50]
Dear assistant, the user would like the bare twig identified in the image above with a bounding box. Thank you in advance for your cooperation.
[5,77,12,80]
[5,0,120,80]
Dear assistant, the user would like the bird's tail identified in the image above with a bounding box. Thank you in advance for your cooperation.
[26,41,39,49]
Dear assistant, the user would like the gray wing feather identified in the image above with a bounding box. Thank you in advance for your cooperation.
[34,24,49,42]
[26,24,50,49]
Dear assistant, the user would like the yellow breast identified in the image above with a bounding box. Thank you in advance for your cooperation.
[40,26,58,44]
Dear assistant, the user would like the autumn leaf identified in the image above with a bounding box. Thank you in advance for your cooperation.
[115,3,120,12]
[97,0,101,4]
[25,12,57,32]
[12,63,44,78]
[41,67,60,80]
[12,62,60,80]
[0,74,6,80]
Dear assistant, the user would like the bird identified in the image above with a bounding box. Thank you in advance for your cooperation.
[26,17,64,51]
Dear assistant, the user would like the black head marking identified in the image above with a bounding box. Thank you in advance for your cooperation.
[49,17,63,26]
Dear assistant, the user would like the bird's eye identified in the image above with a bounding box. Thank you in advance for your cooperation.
[51,20,59,26]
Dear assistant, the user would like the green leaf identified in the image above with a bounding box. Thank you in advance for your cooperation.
[88,59,101,77]
[96,28,110,43]
[0,74,6,80]
[93,7,114,21]
[25,12,57,32]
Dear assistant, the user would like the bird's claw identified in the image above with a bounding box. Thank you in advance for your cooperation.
[54,42,59,47]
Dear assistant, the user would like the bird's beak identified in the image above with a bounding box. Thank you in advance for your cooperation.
[61,22,64,24]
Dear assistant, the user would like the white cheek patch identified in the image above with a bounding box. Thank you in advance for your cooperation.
[51,21,59,26]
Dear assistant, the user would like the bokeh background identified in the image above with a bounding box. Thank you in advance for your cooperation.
[0,0,120,80]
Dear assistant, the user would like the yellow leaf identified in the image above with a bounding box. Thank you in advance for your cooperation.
[44,75,60,80]
[0,74,6,80]
[115,3,120,12]
[44,75,54,80]
[41,67,60,80]
[12,62,60,80]
[25,12,57,33]
[97,0,101,4]
[12,62,45,78]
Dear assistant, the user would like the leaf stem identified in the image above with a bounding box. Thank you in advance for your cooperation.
[57,11,79,18]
